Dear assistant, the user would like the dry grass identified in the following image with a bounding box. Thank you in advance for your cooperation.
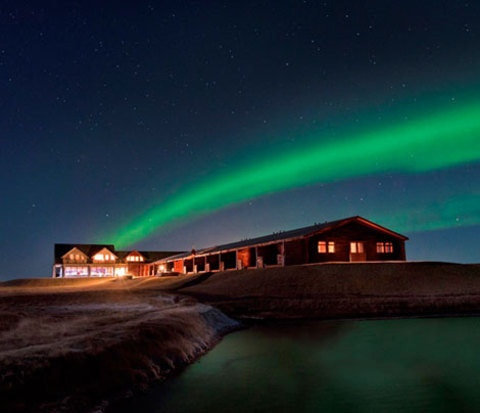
[0,281,238,413]
[179,262,480,318]
[1,262,479,411]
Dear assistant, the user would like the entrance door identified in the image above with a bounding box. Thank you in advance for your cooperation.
[350,242,366,262]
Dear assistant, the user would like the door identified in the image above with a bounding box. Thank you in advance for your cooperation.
[350,242,366,262]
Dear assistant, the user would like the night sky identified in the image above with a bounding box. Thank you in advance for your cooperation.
[1,1,479,280]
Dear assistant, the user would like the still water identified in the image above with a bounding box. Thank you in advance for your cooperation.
[118,317,480,412]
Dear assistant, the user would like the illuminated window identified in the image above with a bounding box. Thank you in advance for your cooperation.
[70,254,75,260]
[115,267,126,276]
[135,256,139,262]
[318,241,335,253]
[139,256,144,262]
[94,254,104,261]
[91,267,114,277]
[75,254,80,260]
[350,242,364,254]
[377,242,393,253]
[65,266,88,276]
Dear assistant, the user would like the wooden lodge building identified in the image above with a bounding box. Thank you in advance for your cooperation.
[152,216,408,275]
[52,216,408,278]
[52,244,182,278]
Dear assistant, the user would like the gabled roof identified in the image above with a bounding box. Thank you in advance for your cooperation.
[159,216,408,262]
[60,246,89,259]
[92,247,117,259]
[54,244,115,264]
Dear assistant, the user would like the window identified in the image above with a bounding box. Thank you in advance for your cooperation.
[91,267,114,277]
[94,254,104,261]
[350,242,364,254]
[318,241,335,253]
[65,266,88,276]
[377,242,393,253]
[115,267,126,276]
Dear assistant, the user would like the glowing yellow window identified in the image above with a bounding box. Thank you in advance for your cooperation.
[377,242,393,253]
[318,241,327,253]
[350,242,364,254]
[318,241,335,253]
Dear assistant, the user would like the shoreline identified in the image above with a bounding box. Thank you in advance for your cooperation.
[0,289,240,413]
[1,262,480,412]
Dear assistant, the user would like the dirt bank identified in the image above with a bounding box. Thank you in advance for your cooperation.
[2,262,480,411]
[178,262,480,318]
[0,285,239,413]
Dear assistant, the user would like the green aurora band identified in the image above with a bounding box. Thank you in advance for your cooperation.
[108,101,480,248]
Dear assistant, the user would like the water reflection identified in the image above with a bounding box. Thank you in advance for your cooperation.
[114,317,480,412]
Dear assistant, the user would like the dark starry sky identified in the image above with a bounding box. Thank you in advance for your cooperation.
[1,1,479,279]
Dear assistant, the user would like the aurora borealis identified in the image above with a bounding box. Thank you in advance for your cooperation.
[1,1,479,278]
[108,100,480,248]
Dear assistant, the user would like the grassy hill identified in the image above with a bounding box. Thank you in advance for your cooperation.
[178,262,480,318]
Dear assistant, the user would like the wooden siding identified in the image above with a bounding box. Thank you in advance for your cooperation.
[306,221,406,263]
[174,260,183,273]
[284,239,305,265]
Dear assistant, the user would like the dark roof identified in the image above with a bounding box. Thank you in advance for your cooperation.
[139,251,185,261]
[54,244,184,264]
[203,218,348,254]
[54,244,115,264]
[116,250,185,262]
[159,216,408,262]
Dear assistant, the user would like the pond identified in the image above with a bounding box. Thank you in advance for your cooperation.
[116,317,480,412]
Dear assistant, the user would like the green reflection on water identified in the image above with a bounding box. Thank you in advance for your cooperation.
[119,318,480,412]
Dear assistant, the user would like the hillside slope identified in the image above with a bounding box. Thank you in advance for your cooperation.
[179,262,480,318]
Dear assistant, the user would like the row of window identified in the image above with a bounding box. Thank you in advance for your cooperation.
[64,266,127,276]
[67,254,144,262]
[69,253,86,261]
[94,254,116,261]
[317,241,394,254]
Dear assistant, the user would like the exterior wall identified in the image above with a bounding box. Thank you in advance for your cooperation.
[184,259,194,273]
[284,239,306,265]
[237,248,256,268]
[257,243,283,266]
[221,251,237,269]
[174,260,184,273]
[127,263,142,276]
[307,221,406,263]
[206,254,220,271]
[194,256,206,272]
